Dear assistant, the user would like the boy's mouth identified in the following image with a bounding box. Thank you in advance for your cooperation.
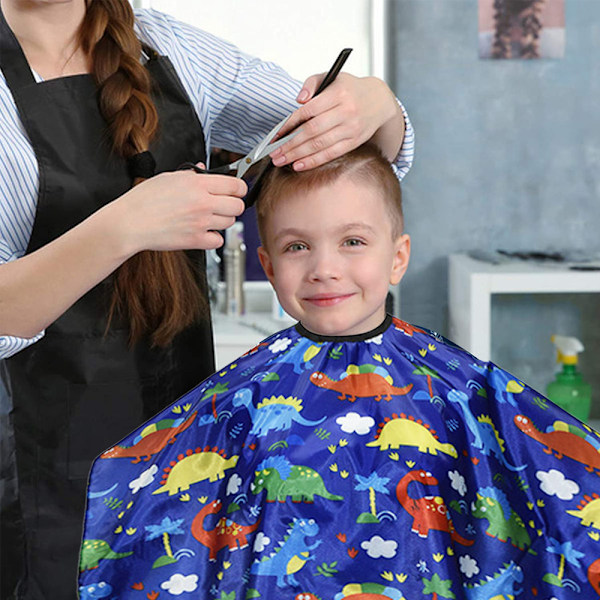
[303,293,354,307]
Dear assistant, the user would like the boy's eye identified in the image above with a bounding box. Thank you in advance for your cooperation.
[285,242,308,252]
[343,238,365,247]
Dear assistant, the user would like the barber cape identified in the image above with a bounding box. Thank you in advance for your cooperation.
[79,315,600,600]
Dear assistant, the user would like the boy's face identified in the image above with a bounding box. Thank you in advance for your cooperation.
[257,178,410,337]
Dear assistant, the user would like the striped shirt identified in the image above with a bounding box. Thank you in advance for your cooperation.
[0,8,414,359]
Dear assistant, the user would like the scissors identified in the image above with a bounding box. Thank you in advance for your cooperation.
[178,48,353,178]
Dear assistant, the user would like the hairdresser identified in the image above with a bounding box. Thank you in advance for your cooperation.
[0,0,413,597]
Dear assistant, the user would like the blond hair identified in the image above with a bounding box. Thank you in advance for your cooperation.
[255,143,403,247]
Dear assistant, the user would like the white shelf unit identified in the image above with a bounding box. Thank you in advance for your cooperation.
[448,253,600,362]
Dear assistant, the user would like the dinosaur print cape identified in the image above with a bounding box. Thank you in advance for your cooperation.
[79,315,600,600]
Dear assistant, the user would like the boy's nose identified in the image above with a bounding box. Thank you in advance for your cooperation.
[307,250,340,282]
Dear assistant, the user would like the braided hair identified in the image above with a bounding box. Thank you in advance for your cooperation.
[491,0,546,59]
[79,0,206,347]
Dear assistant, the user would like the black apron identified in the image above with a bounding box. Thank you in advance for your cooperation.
[0,10,216,600]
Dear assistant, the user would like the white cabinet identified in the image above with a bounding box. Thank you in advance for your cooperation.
[448,253,600,362]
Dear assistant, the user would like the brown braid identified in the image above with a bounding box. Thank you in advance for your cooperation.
[491,0,546,59]
[79,0,206,347]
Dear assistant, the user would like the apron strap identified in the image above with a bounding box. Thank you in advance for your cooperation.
[0,3,36,89]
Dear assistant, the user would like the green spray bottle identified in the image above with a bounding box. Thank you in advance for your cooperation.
[546,335,591,422]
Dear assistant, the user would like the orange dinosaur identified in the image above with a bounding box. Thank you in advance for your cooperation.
[589,558,600,595]
[310,371,412,402]
[100,411,197,463]
[392,317,426,337]
[191,499,261,562]
[395,469,473,546]
[514,414,600,475]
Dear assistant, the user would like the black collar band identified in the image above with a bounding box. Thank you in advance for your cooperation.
[295,314,392,343]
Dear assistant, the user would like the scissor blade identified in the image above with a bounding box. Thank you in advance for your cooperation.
[236,129,299,178]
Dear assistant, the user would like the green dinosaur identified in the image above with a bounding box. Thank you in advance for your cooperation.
[252,455,343,503]
[471,486,531,550]
[79,539,133,571]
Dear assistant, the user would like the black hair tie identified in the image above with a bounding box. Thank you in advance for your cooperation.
[128,151,156,180]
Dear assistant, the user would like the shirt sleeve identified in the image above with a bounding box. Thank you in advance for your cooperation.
[134,9,414,181]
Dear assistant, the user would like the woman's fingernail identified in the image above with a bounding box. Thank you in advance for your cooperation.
[272,155,286,166]
[293,161,305,171]
[297,89,309,102]
[271,147,283,157]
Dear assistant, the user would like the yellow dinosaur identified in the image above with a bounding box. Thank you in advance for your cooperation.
[366,413,457,458]
[567,493,600,530]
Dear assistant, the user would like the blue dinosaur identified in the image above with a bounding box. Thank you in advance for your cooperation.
[232,389,325,437]
[470,364,525,407]
[464,561,523,599]
[447,389,526,471]
[267,338,322,374]
[78,581,113,600]
[250,517,322,587]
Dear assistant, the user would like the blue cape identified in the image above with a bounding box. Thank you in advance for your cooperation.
[79,315,600,600]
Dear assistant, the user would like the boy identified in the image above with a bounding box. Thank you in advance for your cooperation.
[79,145,600,599]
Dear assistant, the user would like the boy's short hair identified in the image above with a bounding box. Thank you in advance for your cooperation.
[255,142,404,246]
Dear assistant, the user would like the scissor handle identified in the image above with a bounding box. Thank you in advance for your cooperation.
[314,48,353,96]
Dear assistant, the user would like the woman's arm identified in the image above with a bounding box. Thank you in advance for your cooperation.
[0,171,245,339]
[134,9,414,179]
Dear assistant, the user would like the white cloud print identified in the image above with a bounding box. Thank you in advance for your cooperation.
[336,412,375,435]
[365,334,383,345]
[227,473,242,496]
[448,470,467,497]
[361,535,398,559]
[268,337,292,353]
[253,531,270,553]
[129,464,158,494]
[161,574,198,595]
[459,555,480,578]
[536,469,580,500]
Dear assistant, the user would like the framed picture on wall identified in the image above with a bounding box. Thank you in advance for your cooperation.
[478,0,565,59]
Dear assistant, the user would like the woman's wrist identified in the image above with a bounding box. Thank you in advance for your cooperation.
[369,80,405,162]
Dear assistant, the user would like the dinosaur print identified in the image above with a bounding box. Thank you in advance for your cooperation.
[447,390,526,471]
[514,414,600,475]
[79,539,133,571]
[78,581,113,600]
[392,317,426,337]
[232,389,325,437]
[566,493,600,530]
[100,411,197,463]
[366,413,457,458]
[463,561,523,599]
[471,486,531,550]
[395,470,473,545]
[589,557,600,595]
[471,363,525,407]
[268,338,323,373]
[251,455,343,503]
[250,518,322,588]
[152,447,239,496]
[191,499,261,561]
[310,368,412,402]
[334,582,406,599]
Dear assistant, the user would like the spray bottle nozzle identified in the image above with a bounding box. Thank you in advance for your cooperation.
[551,335,584,365]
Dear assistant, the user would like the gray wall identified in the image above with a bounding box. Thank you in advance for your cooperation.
[389,0,600,416]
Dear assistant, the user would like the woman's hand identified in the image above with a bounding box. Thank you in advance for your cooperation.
[270,73,405,170]
[111,169,247,257]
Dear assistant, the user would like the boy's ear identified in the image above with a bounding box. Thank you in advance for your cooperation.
[257,246,276,286]
[390,234,411,286]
